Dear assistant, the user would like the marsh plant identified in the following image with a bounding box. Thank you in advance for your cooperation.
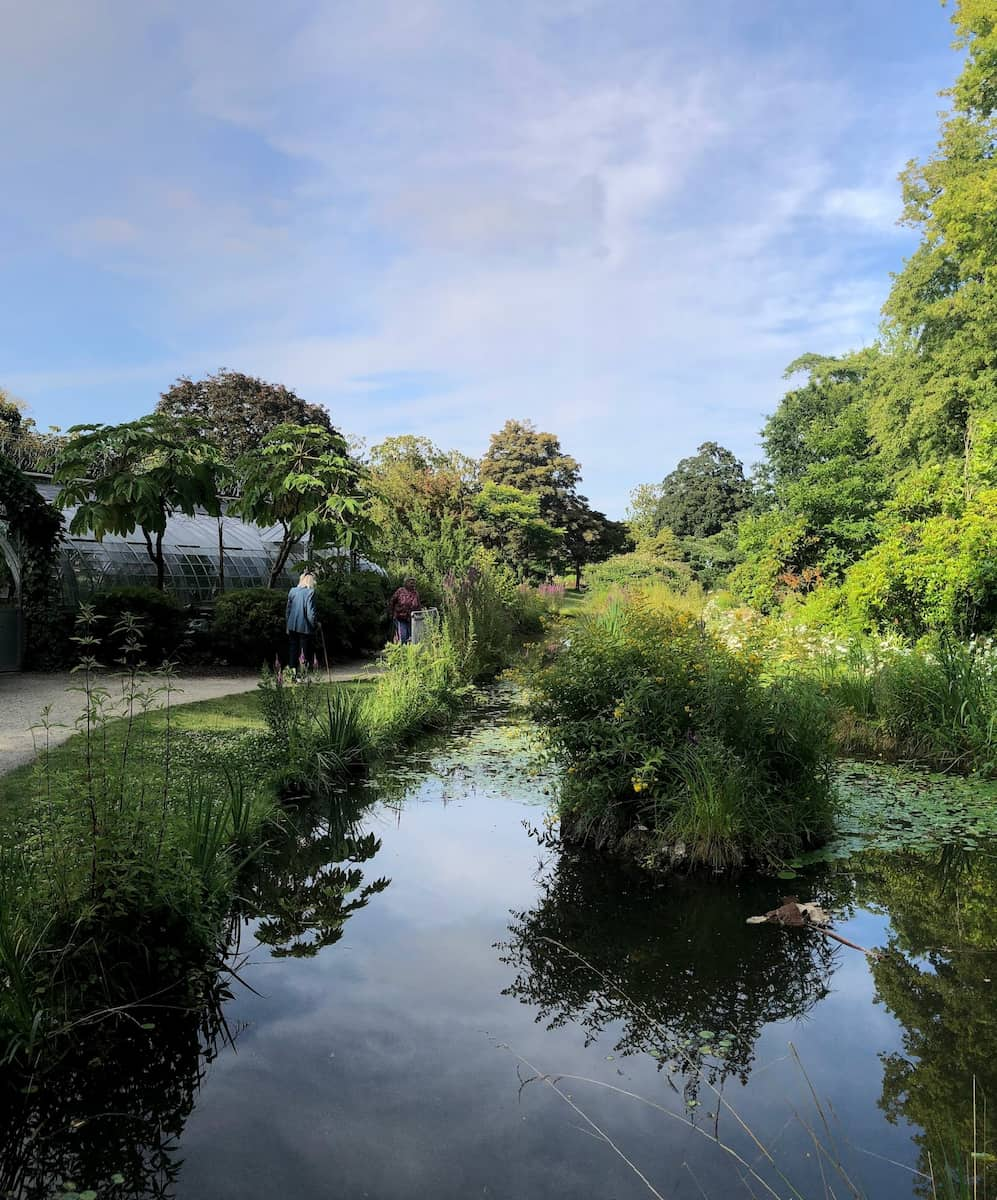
[0,609,275,1060]
[529,593,836,869]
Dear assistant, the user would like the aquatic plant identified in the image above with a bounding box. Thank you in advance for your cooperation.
[529,593,836,868]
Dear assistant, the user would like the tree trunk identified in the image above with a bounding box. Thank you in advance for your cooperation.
[574,562,582,591]
[155,532,165,591]
[217,515,226,594]
[268,532,293,588]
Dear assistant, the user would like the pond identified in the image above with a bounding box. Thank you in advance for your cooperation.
[3,693,997,1199]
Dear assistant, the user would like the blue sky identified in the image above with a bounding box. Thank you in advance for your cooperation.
[1,0,957,515]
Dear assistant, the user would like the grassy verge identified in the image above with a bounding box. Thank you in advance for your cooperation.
[0,561,542,1065]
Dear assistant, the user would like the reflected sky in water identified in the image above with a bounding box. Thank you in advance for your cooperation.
[172,720,944,1200]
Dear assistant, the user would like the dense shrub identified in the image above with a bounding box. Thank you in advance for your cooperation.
[824,638,997,773]
[211,588,285,667]
[584,550,693,594]
[529,595,836,869]
[211,571,392,667]
[89,587,187,665]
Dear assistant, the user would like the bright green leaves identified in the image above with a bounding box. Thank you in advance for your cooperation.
[230,423,366,587]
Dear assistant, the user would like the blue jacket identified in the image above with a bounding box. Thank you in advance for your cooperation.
[286,585,317,634]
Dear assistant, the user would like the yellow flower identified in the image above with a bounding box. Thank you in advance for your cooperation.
[632,780,644,793]
[613,706,625,719]
[684,705,693,714]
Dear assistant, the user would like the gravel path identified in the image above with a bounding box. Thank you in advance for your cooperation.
[0,661,378,776]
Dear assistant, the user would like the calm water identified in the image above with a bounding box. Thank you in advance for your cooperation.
[5,700,997,1198]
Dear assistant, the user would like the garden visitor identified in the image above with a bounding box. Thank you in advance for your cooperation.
[389,577,421,644]
[286,571,317,674]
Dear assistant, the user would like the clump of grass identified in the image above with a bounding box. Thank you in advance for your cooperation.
[529,592,836,870]
[815,637,997,773]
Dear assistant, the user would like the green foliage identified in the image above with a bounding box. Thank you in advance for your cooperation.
[0,451,64,666]
[363,635,466,750]
[231,423,365,588]
[823,638,997,773]
[53,416,224,590]
[653,441,751,540]
[479,418,581,528]
[89,586,187,666]
[529,594,836,868]
[211,588,286,667]
[470,481,564,576]
[556,494,631,588]
[210,571,391,667]
[156,369,337,462]
[625,481,664,543]
[0,391,63,473]
[583,546,693,594]
[732,353,885,609]
[366,435,480,574]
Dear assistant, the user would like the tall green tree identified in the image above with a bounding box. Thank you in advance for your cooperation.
[366,435,479,573]
[870,0,997,473]
[156,370,336,462]
[653,442,751,540]
[231,424,365,587]
[557,495,631,590]
[731,354,885,608]
[625,482,664,543]
[54,416,224,590]
[470,481,563,577]
[0,390,63,473]
[479,419,581,530]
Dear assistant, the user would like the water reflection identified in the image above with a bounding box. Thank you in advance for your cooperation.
[0,973,233,1199]
[0,789,390,1198]
[855,847,997,1194]
[235,789,390,959]
[500,848,844,1097]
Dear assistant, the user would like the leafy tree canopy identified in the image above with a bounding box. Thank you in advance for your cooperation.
[470,481,564,577]
[230,423,365,587]
[53,416,223,590]
[366,435,480,575]
[156,370,336,463]
[479,419,581,528]
[870,0,997,471]
[653,442,751,540]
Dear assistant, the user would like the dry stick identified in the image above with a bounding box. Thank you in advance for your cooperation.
[508,1050,668,1200]
[535,936,806,1196]
[522,1069,787,1200]
[813,926,878,957]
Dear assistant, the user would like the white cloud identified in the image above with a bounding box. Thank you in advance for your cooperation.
[822,184,902,231]
[0,0,942,512]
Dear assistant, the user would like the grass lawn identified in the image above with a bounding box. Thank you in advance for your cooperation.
[555,587,591,619]
[0,679,372,836]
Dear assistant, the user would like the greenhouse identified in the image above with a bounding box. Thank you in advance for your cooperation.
[0,475,381,669]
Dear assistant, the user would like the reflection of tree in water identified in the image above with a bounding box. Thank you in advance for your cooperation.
[855,847,997,1196]
[235,786,390,958]
[0,971,232,1199]
[0,789,389,1197]
[499,849,841,1095]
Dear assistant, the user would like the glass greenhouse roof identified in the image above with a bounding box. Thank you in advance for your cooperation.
[3,480,378,607]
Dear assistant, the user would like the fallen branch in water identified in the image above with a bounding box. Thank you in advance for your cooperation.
[747,897,881,958]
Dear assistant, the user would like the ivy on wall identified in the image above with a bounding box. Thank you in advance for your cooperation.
[0,454,64,666]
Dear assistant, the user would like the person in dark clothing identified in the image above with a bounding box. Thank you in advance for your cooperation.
[389,577,420,644]
[286,572,317,674]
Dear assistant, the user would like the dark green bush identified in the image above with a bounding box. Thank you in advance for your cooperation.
[529,595,836,869]
[211,572,392,668]
[211,589,285,668]
[90,587,187,666]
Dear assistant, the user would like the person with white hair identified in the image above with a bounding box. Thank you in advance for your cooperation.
[286,571,317,674]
